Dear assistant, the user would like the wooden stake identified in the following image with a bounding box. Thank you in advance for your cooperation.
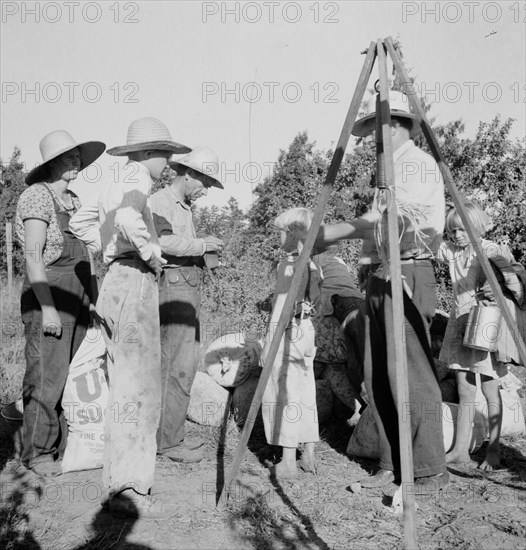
[218,42,378,505]
[376,39,418,550]
[385,36,526,368]
[6,222,13,298]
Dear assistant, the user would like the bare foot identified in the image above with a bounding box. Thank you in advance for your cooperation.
[298,454,317,474]
[269,461,298,480]
[479,450,501,471]
[446,450,474,465]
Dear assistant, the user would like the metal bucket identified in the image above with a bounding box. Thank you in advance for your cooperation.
[463,303,502,352]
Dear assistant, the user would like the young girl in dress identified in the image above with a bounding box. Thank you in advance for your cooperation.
[261,208,320,479]
[438,201,523,471]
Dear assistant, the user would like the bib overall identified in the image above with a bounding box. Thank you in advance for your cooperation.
[20,185,92,468]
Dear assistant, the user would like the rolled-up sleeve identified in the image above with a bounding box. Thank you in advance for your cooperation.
[114,175,155,262]
[69,196,102,254]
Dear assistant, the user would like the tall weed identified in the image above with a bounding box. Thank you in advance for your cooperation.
[0,277,24,405]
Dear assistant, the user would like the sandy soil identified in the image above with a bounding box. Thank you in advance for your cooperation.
[1,415,526,550]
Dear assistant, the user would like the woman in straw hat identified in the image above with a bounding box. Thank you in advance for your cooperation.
[15,130,105,477]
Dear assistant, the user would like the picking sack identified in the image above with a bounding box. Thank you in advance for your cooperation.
[474,372,526,438]
[61,327,108,473]
[205,333,262,387]
[347,402,485,459]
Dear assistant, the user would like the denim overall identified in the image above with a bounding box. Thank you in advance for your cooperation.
[20,184,91,468]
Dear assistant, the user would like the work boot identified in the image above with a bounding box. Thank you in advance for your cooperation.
[414,471,449,496]
[360,468,396,488]
[109,489,177,520]
[29,459,62,478]
[163,445,204,464]
[183,436,205,450]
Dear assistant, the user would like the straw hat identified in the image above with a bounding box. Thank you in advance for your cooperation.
[107,117,191,156]
[352,91,418,137]
[169,146,224,189]
[25,130,106,185]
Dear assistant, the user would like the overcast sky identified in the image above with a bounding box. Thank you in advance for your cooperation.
[1,0,524,209]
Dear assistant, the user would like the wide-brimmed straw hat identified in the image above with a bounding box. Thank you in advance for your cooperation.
[352,90,418,137]
[169,146,224,189]
[107,117,191,156]
[25,130,106,185]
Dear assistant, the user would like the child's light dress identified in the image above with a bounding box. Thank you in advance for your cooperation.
[262,253,320,447]
[438,239,525,379]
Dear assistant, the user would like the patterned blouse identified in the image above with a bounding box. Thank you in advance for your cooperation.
[16,183,82,266]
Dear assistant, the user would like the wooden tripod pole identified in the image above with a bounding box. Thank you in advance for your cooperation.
[376,39,418,549]
[385,36,526,368]
[218,41,378,505]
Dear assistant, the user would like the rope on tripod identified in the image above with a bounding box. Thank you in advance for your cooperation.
[373,188,433,280]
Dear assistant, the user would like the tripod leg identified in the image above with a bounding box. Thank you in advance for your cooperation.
[376,38,418,550]
[218,41,378,506]
[385,35,526,369]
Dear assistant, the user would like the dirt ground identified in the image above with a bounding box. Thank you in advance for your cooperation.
[1,413,526,550]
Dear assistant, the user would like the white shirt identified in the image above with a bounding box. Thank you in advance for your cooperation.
[69,161,162,265]
[363,139,445,263]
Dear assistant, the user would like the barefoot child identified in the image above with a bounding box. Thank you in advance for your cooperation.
[438,201,523,471]
[261,208,320,479]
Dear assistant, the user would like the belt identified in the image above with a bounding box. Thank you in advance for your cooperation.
[162,256,203,268]
[163,264,202,270]
[400,258,432,264]
[109,255,153,275]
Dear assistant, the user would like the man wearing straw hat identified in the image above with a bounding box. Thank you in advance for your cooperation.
[150,146,224,464]
[317,91,448,495]
[70,117,190,519]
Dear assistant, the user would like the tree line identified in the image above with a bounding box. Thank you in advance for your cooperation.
[2,115,525,338]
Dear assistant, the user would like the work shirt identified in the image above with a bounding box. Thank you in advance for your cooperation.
[150,185,206,263]
[362,139,445,264]
[69,161,162,265]
[312,251,363,316]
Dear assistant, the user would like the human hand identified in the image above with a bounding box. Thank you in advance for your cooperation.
[203,236,224,252]
[147,252,166,279]
[481,280,496,302]
[42,307,62,337]
[358,264,371,290]
[89,303,103,327]
[314,225,328,252]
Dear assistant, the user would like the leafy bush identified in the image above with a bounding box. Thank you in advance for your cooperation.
[0,148,26,277]
[2,116,525,365]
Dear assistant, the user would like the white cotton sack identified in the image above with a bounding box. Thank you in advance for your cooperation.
[61,327,108,473]
[205,333,262,387]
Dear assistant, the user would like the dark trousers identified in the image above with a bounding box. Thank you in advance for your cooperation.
[20,267,90,466]
[331,295,367,396]
[157,267,202,453]
[364,262,446,478]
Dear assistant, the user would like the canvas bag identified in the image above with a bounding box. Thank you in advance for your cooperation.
[474,371,526,438]
[61,326,108,472]
[347,402,485,459]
